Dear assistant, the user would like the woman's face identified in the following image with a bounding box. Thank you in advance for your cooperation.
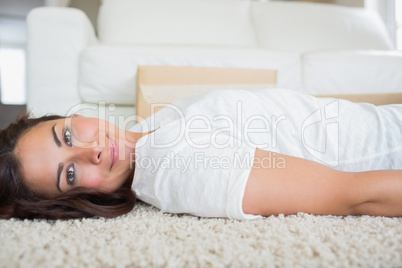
[16,115,137,197]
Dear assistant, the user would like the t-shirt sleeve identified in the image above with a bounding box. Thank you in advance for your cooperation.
[150,132,262,220]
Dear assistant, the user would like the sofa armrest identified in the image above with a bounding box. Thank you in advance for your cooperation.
[27,7,98,117]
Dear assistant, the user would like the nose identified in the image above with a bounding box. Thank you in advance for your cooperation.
[68,144,102,165]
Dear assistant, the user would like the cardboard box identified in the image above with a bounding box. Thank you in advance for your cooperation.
[135,65,401,122]
[316,93,402,106]
[136,66,277,121]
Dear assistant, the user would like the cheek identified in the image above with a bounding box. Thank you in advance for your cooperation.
[80,174,102,189]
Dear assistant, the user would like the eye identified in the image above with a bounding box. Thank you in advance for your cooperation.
[64,127,72,147]
[66,164,75,186]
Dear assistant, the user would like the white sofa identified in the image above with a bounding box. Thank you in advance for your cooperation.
[26,0,402,120]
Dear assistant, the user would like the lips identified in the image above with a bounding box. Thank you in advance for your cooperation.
[109,137,119,170]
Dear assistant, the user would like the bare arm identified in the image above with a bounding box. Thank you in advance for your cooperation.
[243,148,402,217]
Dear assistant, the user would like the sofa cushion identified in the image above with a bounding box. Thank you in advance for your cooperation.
[303,50,402,95]
[78,45,301,105]
[98,0,256,47]
[251,2,394,53]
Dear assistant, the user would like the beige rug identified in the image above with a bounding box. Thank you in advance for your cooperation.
[1,201,402,268]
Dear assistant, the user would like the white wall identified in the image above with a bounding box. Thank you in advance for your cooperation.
[0,0,44,47]
[44,0,70,7]
[333,0,364,7]
[273,0,364,7]
[69,0,100,32]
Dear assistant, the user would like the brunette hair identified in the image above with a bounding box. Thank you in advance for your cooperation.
[0,113,136,220]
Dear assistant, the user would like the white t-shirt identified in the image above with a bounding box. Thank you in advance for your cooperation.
[130,88,402,220]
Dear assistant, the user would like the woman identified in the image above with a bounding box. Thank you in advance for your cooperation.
[2,88,402,220]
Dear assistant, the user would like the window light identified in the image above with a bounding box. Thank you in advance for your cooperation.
[0,48,26,105]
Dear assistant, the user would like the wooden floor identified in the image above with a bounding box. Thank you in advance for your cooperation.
[0,104,26,130]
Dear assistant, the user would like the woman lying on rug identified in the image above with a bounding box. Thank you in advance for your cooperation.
[1,88,402,220]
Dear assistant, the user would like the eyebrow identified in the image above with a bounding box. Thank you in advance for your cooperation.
[52,124,62,147]
[52,124,63,192]
[57,163,63,192]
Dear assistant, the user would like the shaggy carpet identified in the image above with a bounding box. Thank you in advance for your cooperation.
[1,201,402,268]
